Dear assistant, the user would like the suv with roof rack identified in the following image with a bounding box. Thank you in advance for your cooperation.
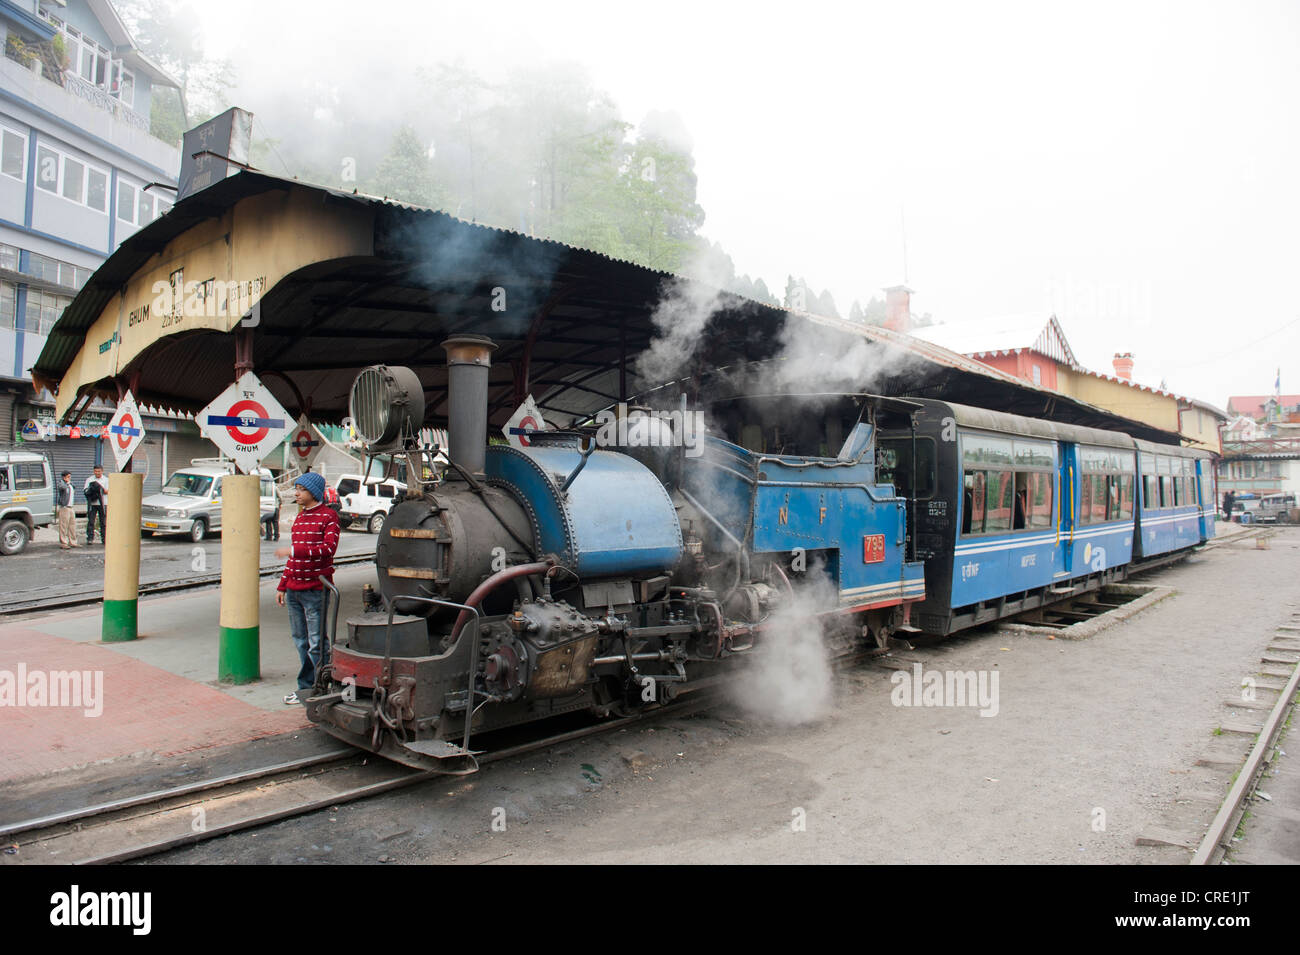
[0,449,55,555]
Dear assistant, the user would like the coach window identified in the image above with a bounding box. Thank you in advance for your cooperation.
[963,471,987,534]
[1028,471,1053,527]
[961,433,1012,535]
[985,469,1014,533]
[1140,456,1156,510]
[1078,448,1125,524]
[1118,473,1135,520]
[1159,457,1174,509]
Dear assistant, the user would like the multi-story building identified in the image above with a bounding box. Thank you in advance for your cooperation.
[1219,394,1300,501]
[0,0,204,487]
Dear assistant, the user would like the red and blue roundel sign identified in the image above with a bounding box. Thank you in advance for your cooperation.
[208,399,283,445]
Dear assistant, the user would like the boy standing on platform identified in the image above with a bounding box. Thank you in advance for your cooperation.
[275,472,340,705]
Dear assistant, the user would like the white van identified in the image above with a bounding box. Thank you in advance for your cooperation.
[335,474,406,533]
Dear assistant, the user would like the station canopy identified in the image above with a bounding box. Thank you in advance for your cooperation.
[32,170,1181,444]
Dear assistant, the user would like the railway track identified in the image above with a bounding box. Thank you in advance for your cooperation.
[0,644,890,865]
[0,552,375,616]
[0,690,724,865]
[1191,628,1300,865]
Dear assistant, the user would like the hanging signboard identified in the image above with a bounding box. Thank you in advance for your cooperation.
[197,372,292,474]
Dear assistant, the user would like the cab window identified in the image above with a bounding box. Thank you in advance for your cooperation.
[338,479,360,497]
[877,437,937,500]
[15,462,45,489]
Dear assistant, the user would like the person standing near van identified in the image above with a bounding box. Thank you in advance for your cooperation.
[56,471,78,549]
[274,472,340,704]
[84,465,109,544]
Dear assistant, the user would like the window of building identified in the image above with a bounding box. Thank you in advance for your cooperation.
[1,125,26,181]
[0,244,16,272]
[35,145,59,192]
[61,156,84,202]
[114,67,135,108]
[0,281,16,331]
[87,167,108,212]
[31,142,109,213]
[23,288,73,336]
[137,189,154,224]
[118,180,136,223]
[1032,364,1042,385]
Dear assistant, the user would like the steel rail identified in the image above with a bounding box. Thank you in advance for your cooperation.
[8,647,884,865]
[63,691,725,865]
[0,749,355,840]
[1190,655,1300,865]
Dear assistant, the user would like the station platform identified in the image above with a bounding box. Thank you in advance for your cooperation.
[0,563,373,785]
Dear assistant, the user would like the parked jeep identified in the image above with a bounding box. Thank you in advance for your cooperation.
[335,474,406,533]
[141,460,278,542]
[0,449,55,555]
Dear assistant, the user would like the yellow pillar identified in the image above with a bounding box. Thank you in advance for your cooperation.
[218,473,261,683]
[102,472,143,641]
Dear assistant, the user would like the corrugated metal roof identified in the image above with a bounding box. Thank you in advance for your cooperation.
[33,168,1185,446]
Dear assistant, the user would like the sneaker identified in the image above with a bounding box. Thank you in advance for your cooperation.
[283,692,300,705]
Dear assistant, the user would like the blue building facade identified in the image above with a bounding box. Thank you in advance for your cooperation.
[1,0,183,482]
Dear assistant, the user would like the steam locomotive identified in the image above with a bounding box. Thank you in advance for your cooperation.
[304,336,1216,773]
[303,336,925,772]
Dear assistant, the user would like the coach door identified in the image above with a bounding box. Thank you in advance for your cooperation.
[1195,458,1213,540]
[1059,443,1076,575]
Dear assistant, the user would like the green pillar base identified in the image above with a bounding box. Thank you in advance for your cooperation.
[219,625,261,683]
[102,599,138,642]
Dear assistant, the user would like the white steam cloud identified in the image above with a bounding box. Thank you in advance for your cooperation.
[769,317,919,394]
[730,568,838,725]
[634,275,725,386]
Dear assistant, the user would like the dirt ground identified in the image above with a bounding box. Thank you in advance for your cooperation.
[136,525,1297,865]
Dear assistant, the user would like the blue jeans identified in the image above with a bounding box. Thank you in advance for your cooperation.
[286,589,327,690]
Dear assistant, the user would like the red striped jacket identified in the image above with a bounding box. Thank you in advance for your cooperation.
[277,503,341,591]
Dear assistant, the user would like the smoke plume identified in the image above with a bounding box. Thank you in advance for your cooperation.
[633,274,725,386]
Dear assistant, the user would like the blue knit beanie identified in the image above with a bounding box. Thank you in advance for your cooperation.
[294,471,326,502]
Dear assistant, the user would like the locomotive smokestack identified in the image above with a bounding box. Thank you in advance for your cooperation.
[441,335,497,475]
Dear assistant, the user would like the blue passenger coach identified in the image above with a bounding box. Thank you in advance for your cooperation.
[878,399,1214,636]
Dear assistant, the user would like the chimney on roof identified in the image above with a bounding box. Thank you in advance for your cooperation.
[1112,352,1134,380]
[884,285,913,333]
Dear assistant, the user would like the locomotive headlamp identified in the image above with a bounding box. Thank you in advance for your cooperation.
[349,364,426,451]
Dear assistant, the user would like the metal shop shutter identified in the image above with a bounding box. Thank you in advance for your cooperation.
[165,431,218,475]
[0,392,15,443]
[138,435,165,495]
[47,437,99,510]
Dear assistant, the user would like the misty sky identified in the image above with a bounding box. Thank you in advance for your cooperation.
[193,0,1299,411]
